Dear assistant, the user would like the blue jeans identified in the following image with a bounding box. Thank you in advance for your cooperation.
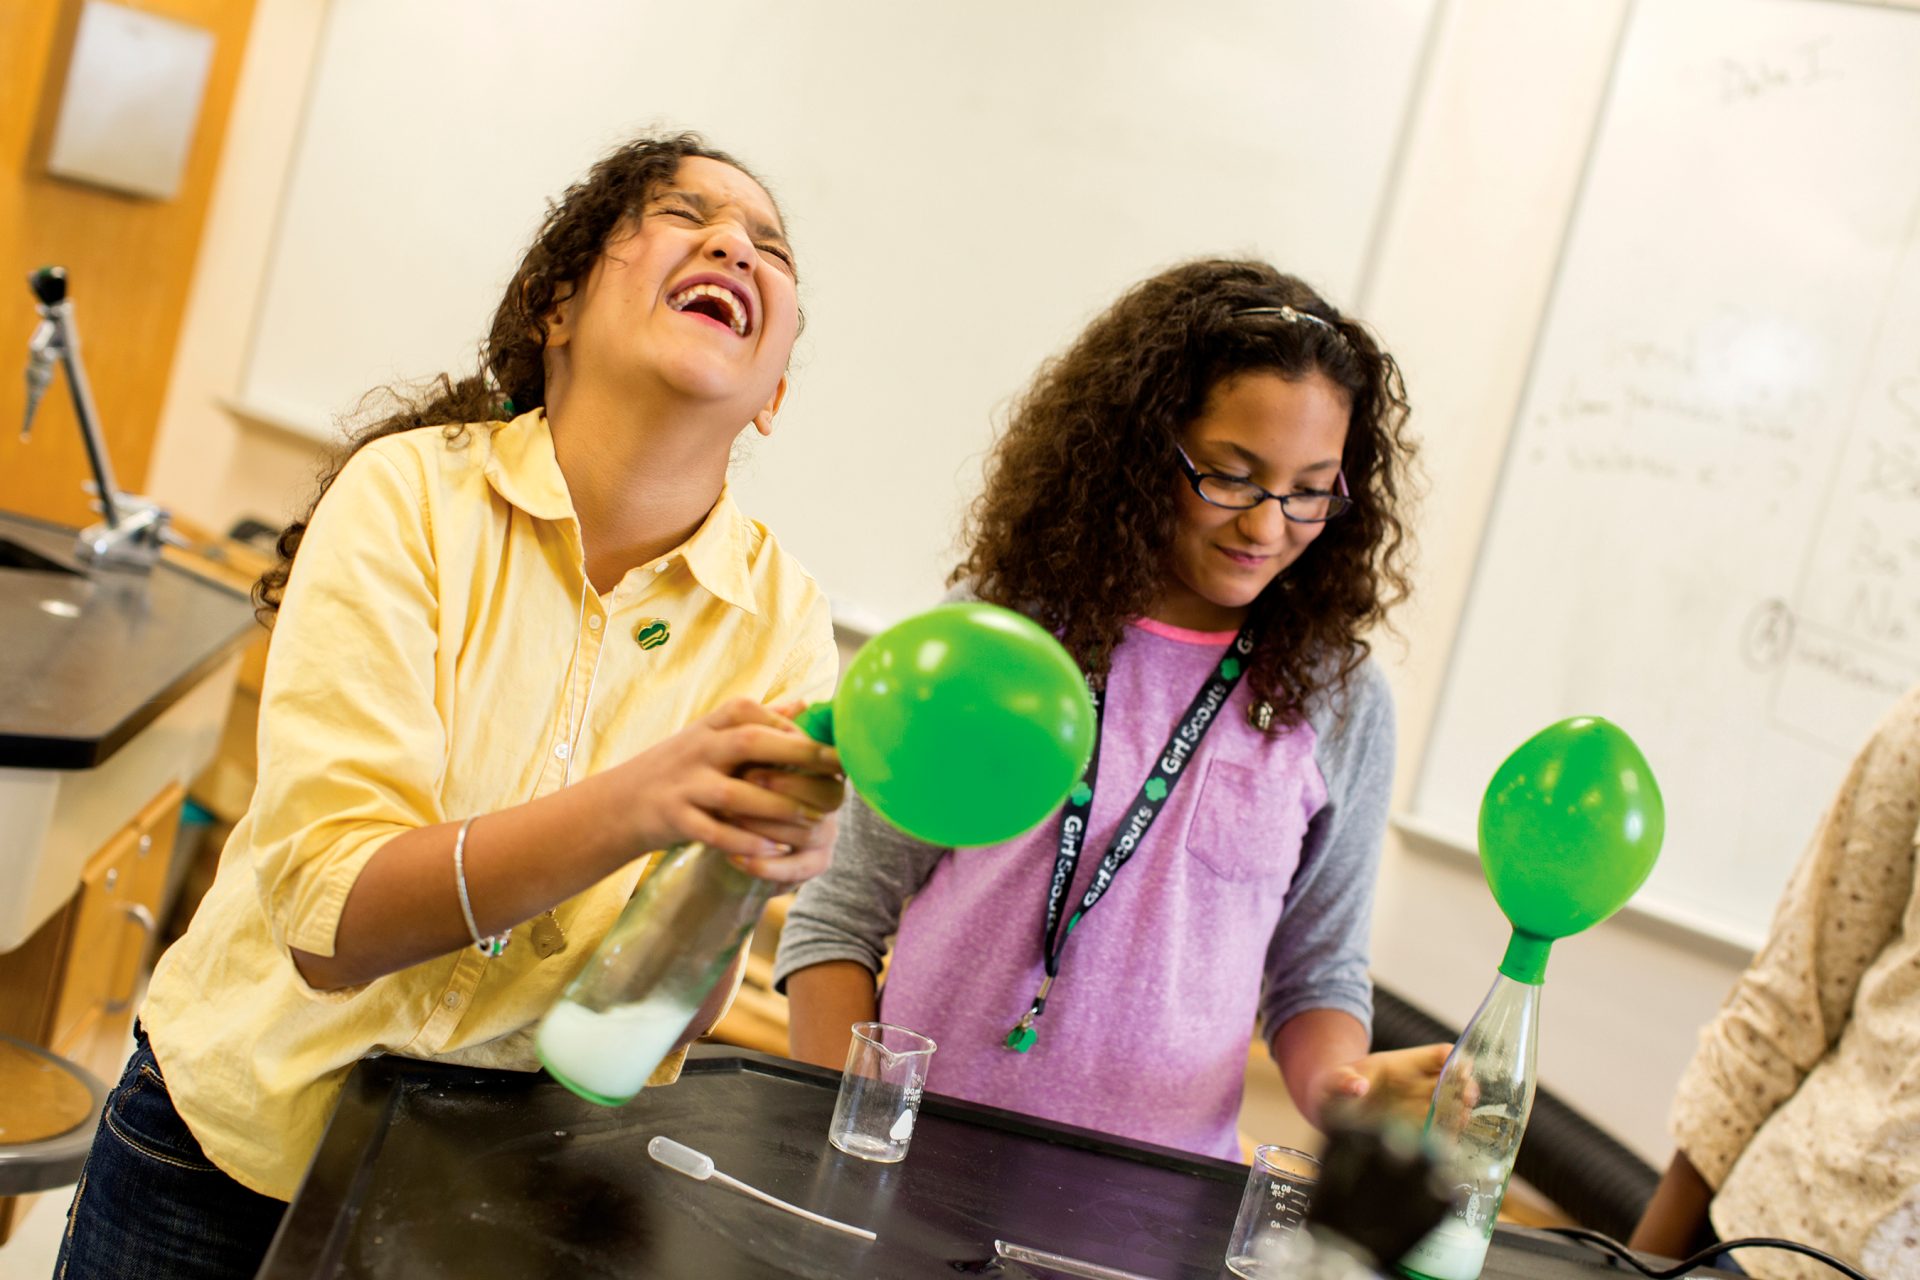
[54,1025,287,1280]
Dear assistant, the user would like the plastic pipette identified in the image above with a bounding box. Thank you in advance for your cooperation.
[646,1136,877,1242]
[993,1240,1153,1280]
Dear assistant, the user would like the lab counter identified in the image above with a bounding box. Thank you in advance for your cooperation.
[0,508,257,954]
[263,1047,1705,1280]
[0,510,257,770]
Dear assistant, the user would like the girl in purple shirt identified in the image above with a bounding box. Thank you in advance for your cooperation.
[778,259,1442,1159]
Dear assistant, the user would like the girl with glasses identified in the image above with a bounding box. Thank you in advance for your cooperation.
[779,258,1440,1159]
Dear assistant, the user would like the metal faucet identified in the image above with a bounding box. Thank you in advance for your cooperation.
[22,266,173,570]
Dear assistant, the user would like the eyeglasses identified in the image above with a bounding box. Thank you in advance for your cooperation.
[1175,445,1352,523]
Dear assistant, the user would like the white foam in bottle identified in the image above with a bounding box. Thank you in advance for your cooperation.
[536,993,696,1101]
[1397,1216,1494,1280]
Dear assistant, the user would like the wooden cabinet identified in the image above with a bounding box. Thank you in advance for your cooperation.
[0,780,184,1244]
[51,785,182,1073]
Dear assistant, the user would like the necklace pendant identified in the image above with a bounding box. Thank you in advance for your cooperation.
[1004,974,1054,1052]
[1004,1016,1038,1054]
[529,912,568,959]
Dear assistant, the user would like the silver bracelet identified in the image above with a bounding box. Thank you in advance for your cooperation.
[453,816,508,957]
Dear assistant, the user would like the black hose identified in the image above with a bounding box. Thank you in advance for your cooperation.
[1370,984,1660,1241]
[1547,1226,1874,1280]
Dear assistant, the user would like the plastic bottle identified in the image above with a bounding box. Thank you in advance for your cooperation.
[1396,965,1542,1280]
[536,844,774,1105]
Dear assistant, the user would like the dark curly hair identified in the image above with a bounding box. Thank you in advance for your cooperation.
[256,131,781,619]
[955,259,1416,730]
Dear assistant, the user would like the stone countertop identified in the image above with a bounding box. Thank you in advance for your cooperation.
[0,512,260,770]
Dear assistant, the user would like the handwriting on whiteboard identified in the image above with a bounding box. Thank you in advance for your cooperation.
[1716,37,1840,105]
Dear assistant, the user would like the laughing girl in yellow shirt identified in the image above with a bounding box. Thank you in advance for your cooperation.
[56,133,842,1280]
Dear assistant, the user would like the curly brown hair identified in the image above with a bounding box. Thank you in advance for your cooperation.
[255,131,782,619]
[955,259,1416,729]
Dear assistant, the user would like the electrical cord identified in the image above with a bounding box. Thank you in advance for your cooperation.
[1544,1225,1874,1280]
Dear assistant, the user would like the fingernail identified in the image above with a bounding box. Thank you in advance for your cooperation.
[798,805,823,822]
[765,840,793,855]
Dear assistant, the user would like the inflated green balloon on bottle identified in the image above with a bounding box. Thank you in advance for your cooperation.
[1479,715,1665,985]
[798,601,1097,845]
[1399,716,1665,1280]
[539,601,1094,1106]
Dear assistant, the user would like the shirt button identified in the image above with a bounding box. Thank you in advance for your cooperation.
[444,992,460,1009]
[554,743,571,760]
[654,561,670,574]
[587,616,602,631]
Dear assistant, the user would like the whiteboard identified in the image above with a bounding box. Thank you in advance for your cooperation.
[1412,0,1920,949]
[236,0,1437,627]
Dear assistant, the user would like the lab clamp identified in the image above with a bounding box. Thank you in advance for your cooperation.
[22,266,176,569]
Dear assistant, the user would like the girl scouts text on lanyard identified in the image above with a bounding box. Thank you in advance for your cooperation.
[1005,618,1259,1052]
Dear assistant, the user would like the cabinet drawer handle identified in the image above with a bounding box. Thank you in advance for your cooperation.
[106,902,159,1013]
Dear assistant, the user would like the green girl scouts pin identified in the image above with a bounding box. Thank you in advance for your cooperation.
[634,618,670,650]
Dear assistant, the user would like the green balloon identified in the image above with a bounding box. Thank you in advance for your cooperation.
[1479,716,1665,982]
[808,603,1096,847]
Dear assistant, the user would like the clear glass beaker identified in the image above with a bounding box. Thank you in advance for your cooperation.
[827,1021,936,1163]
[1226,1144,1321,1278]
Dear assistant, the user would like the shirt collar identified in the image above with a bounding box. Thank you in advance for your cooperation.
[483,408,758,615]
[676,485,757,615]
[481,408,574,521]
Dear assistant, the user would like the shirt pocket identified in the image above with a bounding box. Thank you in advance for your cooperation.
[1183,756,1307,884]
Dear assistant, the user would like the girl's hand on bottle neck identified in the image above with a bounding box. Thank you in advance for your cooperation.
[598,696,843,870]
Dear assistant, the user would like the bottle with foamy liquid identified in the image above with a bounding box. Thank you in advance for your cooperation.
[1396,966,1541,1280]
[536,842,776,1105]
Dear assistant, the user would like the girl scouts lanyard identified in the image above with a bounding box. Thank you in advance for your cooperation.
[1004,618,1257,1053]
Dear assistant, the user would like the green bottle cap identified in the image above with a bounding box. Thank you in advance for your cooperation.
[794,701,835,745]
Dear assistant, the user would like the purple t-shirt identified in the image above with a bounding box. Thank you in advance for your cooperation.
[777,617,1395,1160]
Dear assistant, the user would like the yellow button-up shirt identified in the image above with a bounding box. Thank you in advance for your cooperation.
[143,410,835,1200]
